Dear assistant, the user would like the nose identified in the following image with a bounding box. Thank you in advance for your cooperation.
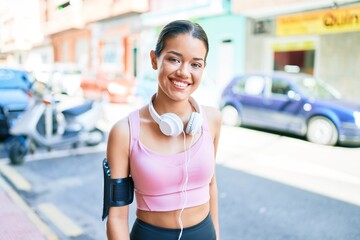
[176,64,190,78]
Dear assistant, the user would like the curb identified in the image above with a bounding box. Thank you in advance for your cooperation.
[0,169,59,240]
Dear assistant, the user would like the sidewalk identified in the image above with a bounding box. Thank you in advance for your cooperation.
[0,173,57,240]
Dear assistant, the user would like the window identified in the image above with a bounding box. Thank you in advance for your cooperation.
[274,50,315,75]
[244,76,265,96]
[76,38,89,67]
[271,78,291,95]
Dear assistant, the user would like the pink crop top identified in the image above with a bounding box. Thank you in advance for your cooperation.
[128,110,215,212]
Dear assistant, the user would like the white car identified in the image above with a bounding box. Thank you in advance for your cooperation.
[34,63,83,96]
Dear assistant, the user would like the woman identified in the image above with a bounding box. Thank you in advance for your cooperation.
[104,20,222,240]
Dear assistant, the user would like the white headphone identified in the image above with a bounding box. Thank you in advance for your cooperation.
[149,94,203,136]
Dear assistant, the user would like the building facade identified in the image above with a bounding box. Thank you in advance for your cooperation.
[0,0,246,103]
[0,0,44,67]
[233,0,360,101]
[2,0,359,101]
[42,0,148,76]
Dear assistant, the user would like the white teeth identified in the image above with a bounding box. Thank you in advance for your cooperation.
[173,80,187,88]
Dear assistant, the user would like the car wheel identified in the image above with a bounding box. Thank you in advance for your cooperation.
[221,105,241,126]
[9,138,28,165]
[306,116,338,146]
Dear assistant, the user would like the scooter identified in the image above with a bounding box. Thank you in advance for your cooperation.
[6,81,106,165]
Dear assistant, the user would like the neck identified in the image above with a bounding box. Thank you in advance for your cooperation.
[152,93,194,118]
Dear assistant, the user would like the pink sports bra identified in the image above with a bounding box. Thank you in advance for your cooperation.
[128,110,215,212]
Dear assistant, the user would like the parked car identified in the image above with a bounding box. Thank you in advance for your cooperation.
[220,71,360,146]
[33,63,83,96]
[80,71,135,104]
[0,67,35,140]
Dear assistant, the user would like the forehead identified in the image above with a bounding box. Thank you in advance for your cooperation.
[163,34,207,59]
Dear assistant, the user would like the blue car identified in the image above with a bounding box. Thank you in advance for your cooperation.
[220,71,360,146]
[0,67,34,140]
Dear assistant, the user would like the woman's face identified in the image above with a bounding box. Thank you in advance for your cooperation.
[151,33,207,101]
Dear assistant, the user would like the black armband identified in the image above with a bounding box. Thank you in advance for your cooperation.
[102,158,134,221]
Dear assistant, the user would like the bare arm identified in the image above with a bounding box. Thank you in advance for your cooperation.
[106,118,131,240]
[206,106,222,240]
[210,175,220,240]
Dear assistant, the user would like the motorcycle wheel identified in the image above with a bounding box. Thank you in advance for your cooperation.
[9,138,28,165]
[84,128,104,146]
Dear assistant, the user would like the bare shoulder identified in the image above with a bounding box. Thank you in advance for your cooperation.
[108,116,130,139]
[106,116,131,178]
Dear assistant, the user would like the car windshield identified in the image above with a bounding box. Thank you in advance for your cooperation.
[293,75,342,100]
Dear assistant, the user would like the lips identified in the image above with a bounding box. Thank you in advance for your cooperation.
[171,80,190,89]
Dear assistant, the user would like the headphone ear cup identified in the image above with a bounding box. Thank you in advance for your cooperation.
[186,112,203,135]
[159,113,183,136]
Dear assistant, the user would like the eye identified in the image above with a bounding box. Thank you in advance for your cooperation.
[168,57,180,63]
[191,62,203,69]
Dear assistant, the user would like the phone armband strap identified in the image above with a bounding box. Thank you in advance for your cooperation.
[102,158,134,221]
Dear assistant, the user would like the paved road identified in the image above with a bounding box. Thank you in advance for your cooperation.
[217,126,360,207]
[1,125,359,240]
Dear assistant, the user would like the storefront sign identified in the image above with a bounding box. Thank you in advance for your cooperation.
[276,6,360,36]
[272,41,315,52]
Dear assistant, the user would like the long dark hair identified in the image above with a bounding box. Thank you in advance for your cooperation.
[154,20,209,61]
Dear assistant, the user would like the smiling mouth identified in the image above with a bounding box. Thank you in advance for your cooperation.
[172,80,190,88]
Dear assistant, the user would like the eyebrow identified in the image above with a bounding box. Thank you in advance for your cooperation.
[167,50,205,62]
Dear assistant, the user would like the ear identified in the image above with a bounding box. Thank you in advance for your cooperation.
[150,50,157,70]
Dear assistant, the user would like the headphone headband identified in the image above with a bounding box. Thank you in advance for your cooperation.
[148,94,202,136]
[148,95,162,125]
[149,94,201,123]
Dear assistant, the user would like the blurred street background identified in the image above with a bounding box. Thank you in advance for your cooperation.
[1,0,360,239]
[1,110,360,239]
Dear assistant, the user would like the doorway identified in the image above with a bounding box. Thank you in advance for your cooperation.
[272,40,315,75]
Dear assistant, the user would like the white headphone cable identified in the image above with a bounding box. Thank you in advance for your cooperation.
[178,132,195,240]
